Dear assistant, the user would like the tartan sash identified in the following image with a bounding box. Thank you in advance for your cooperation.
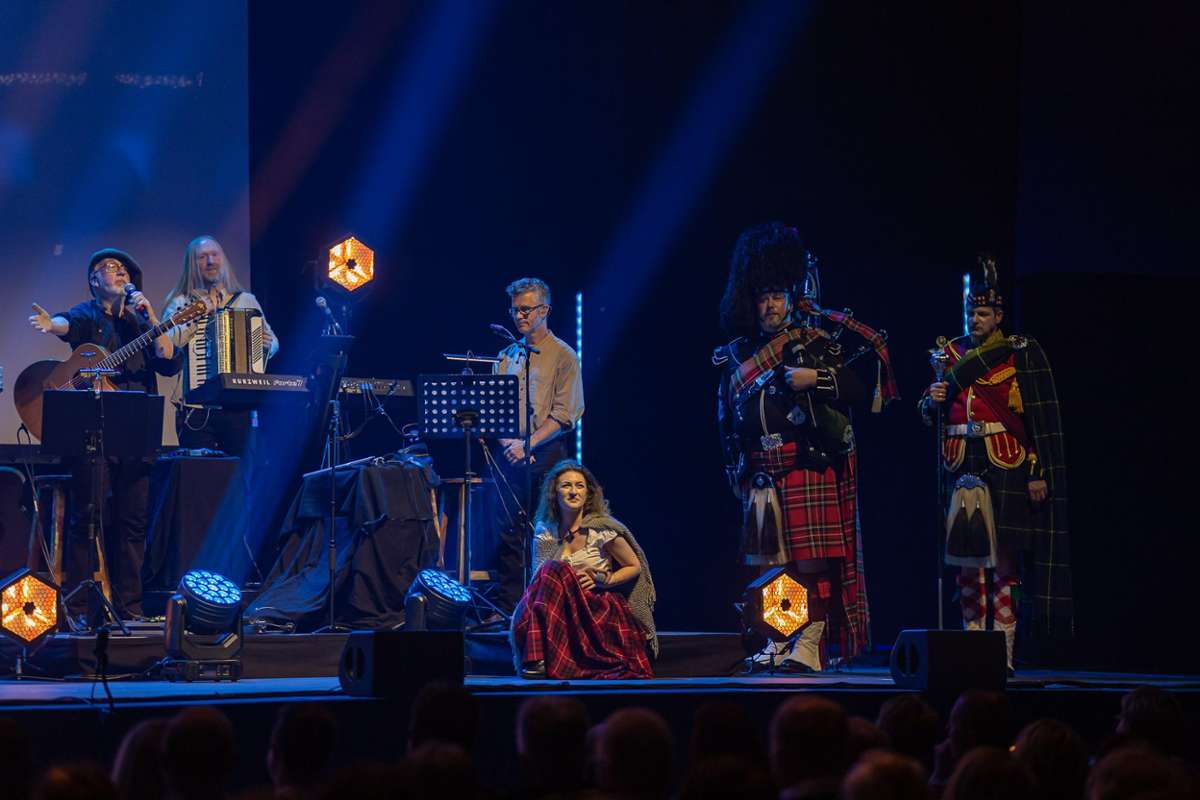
[944,338,1015,395]
[729,302,898,408]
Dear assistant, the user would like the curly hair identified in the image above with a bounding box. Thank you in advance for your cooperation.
[719,222,808,336]
[534,460,609,531]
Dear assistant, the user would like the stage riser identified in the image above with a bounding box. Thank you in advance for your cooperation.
[0,631,747,679]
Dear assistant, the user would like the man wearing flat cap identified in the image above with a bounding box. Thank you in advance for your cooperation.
[28,248,184,619]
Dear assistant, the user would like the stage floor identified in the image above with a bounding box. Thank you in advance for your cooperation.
[3,667,1198,710]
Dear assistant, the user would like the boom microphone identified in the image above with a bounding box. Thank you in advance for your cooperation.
[316,295,342,334]
[490,323,540,354]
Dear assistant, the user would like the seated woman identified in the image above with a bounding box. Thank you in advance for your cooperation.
[511,460,657,679]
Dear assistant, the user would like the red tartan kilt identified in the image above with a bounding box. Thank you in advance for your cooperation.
[747,443,858,562]
[511,560,652,679]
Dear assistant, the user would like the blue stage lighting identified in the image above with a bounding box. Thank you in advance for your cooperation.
[963,272,971,337]
[405,569,472,631]
[576,291,583,461]
[165,569,244,681]
[178,569,242,634]
[586,0,813,364]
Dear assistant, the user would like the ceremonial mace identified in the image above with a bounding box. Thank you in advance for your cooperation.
[929,338,950,630]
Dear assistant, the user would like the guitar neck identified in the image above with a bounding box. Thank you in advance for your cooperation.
[97,315,179,371]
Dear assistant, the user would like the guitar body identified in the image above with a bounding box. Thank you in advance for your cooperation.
[13,345,118,441]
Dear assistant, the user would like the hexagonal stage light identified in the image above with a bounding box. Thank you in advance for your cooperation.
[1,568,59,648]
[326,235,375,294]
[742,565,810,643]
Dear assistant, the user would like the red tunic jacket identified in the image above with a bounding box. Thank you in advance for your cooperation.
[940,335,1037,474]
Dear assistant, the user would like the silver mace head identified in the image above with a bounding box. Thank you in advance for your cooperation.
[929,336,950,380]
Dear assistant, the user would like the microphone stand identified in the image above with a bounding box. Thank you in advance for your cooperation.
[490,324,540,589]
[520,340,534,587]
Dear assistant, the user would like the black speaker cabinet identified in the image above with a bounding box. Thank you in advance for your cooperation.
[890,629,1007,694]
[338,630,465,697]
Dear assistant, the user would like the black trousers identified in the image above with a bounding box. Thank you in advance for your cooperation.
[68,457,151,618]
[491,439,570,613]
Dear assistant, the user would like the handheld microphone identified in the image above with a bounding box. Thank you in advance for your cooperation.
[315,295,342,334]
[124,283,148,319]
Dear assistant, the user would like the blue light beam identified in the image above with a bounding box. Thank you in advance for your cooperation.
[343,0,499,249]
[576,290,583,461]
[586,0,813,365]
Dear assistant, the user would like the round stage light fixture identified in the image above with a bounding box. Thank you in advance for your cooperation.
[405,569,472,631]
[164,569,244,682]
[326,235,375,294]
[1,568,59,647]
[741,565,811,643]
[178,569,242,633]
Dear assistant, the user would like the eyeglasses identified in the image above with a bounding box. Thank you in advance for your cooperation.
[509,304,547,318]
[94,261,128,276]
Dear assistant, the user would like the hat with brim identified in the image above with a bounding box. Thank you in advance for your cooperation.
[87,248,143,292]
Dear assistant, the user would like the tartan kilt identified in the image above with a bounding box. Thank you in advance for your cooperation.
[951,438,1035,553]
[743,442,869,659]
[511,560,653,679]
[746,442,858,560]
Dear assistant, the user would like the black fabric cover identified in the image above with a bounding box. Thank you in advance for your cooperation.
[247,460,439,632]
[0,467,30,574]
[142,456,242,590]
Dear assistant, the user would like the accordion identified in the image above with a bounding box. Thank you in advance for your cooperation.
[183,307,266,402]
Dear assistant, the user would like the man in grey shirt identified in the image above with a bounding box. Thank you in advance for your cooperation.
[491,277,584,612]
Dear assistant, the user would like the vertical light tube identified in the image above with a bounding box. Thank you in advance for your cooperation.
[575,291,583,461]
[962,273,971,338]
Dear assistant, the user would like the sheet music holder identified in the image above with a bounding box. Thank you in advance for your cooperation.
[41,390,162,632]
[418,374,520,440]
[41,390,163,458]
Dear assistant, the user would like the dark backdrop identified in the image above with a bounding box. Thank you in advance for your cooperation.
[245,2,1198,672]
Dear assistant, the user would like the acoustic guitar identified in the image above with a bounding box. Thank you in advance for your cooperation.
[13,299,208,440]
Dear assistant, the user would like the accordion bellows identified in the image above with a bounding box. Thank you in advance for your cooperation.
[184,307,265,402]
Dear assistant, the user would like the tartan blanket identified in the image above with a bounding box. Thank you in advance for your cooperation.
[745,444,870,659]
[730,304,898,407]
[511,560,653,679]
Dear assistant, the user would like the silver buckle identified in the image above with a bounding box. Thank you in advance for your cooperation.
[966,420,985,437]
[760,433,784,451]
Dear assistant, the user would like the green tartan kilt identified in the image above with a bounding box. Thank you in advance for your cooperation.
[950,438,1036,554]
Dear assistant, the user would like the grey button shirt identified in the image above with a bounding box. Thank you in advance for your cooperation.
[495,329,584,438]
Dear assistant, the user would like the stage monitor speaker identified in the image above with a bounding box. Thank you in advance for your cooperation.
[338,630,464,697]
[889,629,1007,694]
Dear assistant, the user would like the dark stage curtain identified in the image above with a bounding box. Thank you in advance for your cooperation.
[247,459,439,632]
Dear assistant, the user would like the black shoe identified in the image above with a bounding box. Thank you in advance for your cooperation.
[519,660,546,679]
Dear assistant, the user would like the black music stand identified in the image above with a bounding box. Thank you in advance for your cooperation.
[419,373,519,622]
[310,334,353,633]
[41,388,163,632]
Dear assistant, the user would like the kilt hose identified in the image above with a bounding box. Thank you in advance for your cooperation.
[745,441,869,660]
[511,560,652,679]
[951,438,1042,667]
